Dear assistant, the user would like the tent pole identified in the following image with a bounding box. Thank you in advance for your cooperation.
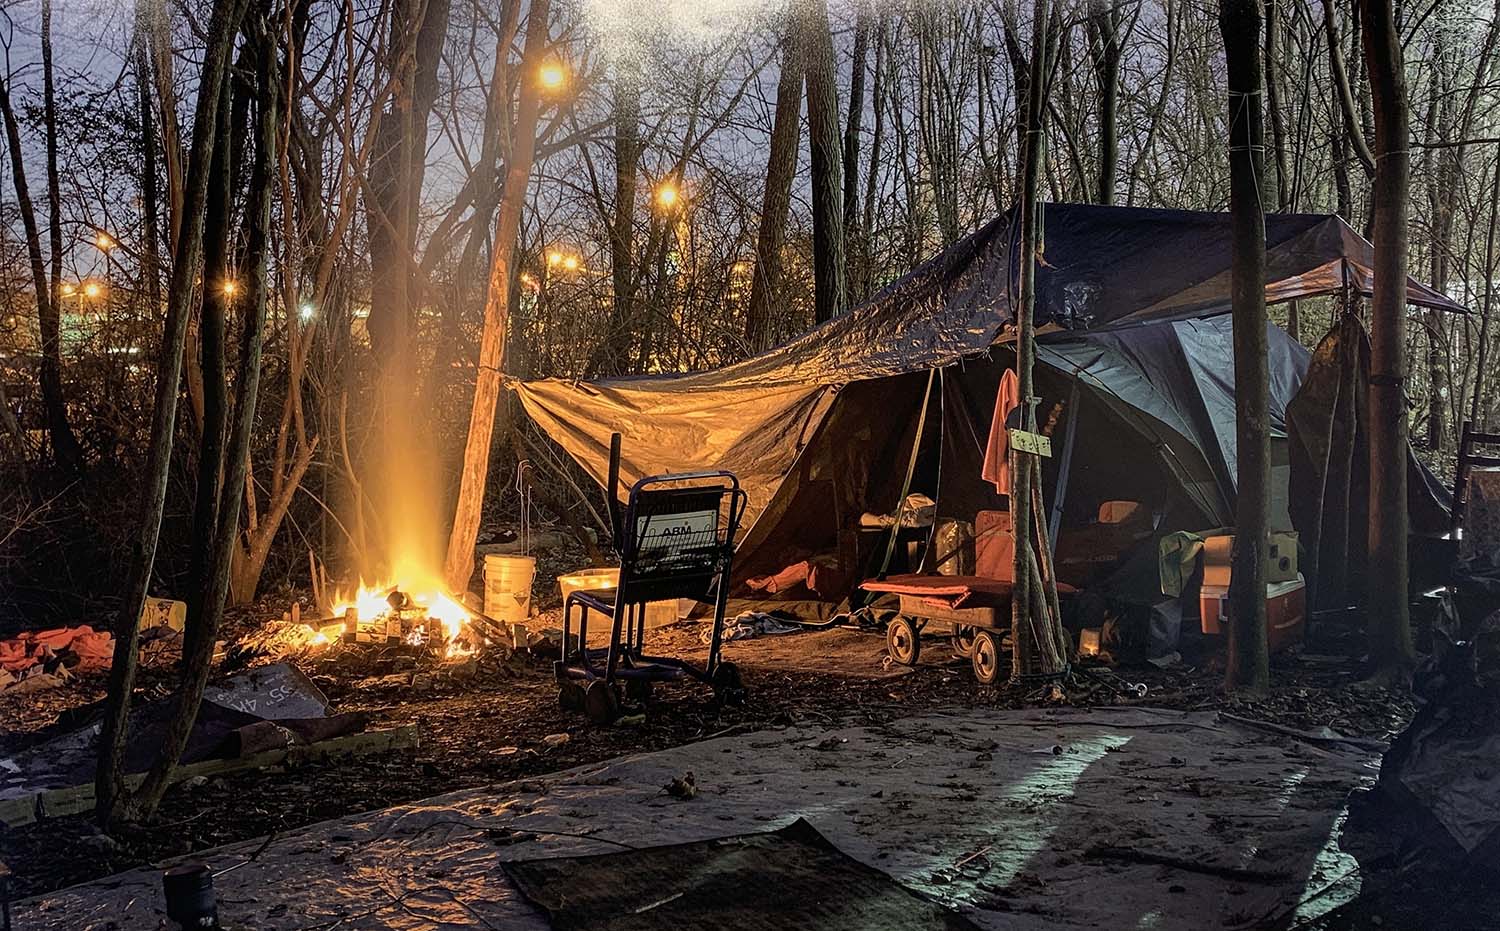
[875,368,938,581]
[1048,381,1080,557]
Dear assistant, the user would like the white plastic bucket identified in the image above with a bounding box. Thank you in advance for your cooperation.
[483,554,536,622]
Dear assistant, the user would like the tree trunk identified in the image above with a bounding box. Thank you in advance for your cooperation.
[842,5,870,276]
[443,0,553,593]
[134,14,163,326]
[184,78,237,645]
[1086,0,1122,205]
[1263,0,1288,210]
[0,70,79,474]
[1321,0,1375,178]
[133,28,277,815]
[587,65,642,377]
[1221,0,1271,693]
[1472,149,1500,429]
[95,0,248,825]
[1011,0,1068,681]
[39,0,82,470]
[745,32,803,353]
[802,0,846,323]
[1358,0,1414,675]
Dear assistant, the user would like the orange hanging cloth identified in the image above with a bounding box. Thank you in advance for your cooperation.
[981,369,1021,495]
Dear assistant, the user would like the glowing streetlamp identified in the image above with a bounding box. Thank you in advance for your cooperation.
[82,280,103,299]
[222,280,239,297]
[299,302,315,321]
[547,250,564,267]
[561,254,580,272]
[655,182,680,211]
[94,231,115,251]
[538,63,568,92]
[60,282,77,297]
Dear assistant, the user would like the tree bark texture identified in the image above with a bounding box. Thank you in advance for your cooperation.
[1358,0,1414,673]
[95,0,249,825]
[745,32,803,353]
[135,28,277,815]
[801,0,847,323]
[1221,0,1271,692]
[443,0,553,592]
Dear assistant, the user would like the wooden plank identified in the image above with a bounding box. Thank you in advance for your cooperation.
[0,725,419,828]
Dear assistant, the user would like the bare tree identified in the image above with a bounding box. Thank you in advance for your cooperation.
[96,0,249,825]
[444,0,554,592]
[1359,0,1414,676]
[802,0,847,322]
[1220,0,1270,693]
[745,31,803,352]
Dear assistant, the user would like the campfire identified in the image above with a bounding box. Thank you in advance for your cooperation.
[323,583,484,659]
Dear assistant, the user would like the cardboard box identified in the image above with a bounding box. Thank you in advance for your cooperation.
[1202,532,1298,587]
[1199,575,1306,654]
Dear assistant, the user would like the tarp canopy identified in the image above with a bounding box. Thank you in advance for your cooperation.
[517,202,1459,544]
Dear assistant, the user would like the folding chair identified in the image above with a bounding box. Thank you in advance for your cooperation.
[555,434,749,723]
[1453,421,1500,535]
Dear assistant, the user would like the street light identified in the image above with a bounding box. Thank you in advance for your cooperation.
[222,280,238,297]
[538,63,568,91]
[655,183,680,210]
[82,280,103,299]
[299,302,315,321]
[94,231,115,251]
[60,282,77,297]
[561,254,580,272]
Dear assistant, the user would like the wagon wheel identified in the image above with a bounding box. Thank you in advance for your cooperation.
[971,630,1002,685]
[712,661,748,707]
[584,680,620,724]
[558,680,586,712]
[886,616,921,666]
[951,625,978,657]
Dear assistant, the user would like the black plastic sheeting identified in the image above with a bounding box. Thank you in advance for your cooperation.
[503,818,981,931]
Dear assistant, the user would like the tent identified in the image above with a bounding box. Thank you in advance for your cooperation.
[516,203,1461,600]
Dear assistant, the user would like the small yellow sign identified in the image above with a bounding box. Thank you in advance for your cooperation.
[1008,428,1053,458]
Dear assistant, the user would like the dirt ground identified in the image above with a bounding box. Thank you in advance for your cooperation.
[0,598,1418,905]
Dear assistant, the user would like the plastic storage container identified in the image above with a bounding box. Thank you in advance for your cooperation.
[557,568,678,628]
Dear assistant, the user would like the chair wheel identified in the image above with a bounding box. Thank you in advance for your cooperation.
[712,662,747,707]
[952,625,978,657]
[584,680,620,724]
[558,680,586,712]
[887,616,920,666]
[971,630,1002,685]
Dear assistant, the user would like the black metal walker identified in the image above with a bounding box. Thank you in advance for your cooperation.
[555,434,749,723]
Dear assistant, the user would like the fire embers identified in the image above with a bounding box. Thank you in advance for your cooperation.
[330,584,481,660]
